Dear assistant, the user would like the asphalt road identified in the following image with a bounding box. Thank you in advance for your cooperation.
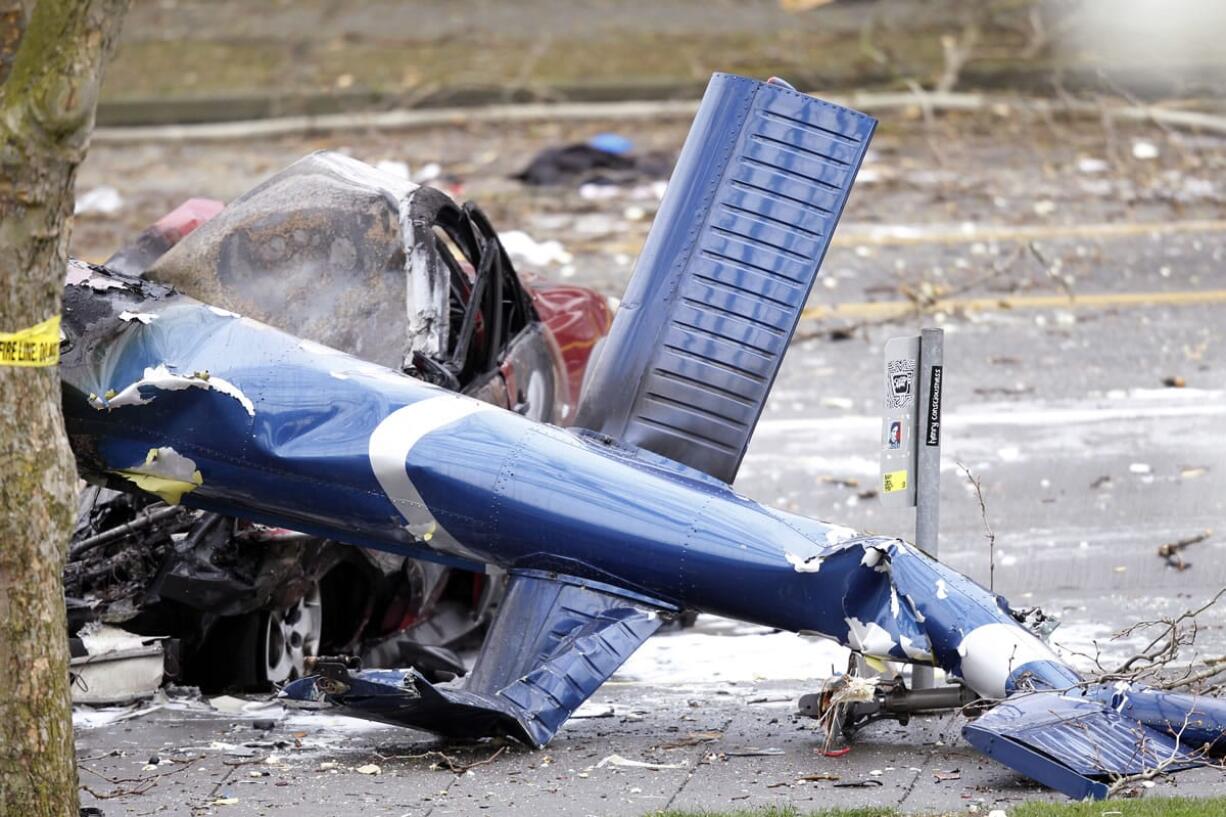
[71,103,1226,814]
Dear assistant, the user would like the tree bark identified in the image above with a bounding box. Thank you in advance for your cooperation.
[0,2,128,815]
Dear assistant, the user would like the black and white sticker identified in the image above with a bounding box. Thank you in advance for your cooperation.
[886,359,915,410]
[925,365,943,446]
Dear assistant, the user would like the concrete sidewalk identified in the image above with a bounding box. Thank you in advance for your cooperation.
[75,677,1226,816]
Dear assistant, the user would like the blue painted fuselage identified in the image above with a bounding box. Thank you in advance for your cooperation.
[62,297,1069,695]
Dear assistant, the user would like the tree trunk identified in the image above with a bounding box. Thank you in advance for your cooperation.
[0,2,128,815]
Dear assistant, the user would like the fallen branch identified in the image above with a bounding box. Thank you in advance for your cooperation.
[81,782,156,800]
[1157,530,1212,571]
[78,755,202,800]
[957,462,996,592]
[374,744,508,773]
[1111,587,1226,678]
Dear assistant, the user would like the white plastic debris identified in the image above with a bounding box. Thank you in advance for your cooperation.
[1132,140,1160,160]
[1076,157,1108,174]
[70,624,165,705]
[499,230,573,267]
[596,754,686,770]
[578,183,619,201]
[571,702,615,719]
[75,186,124,216]
[209,695,250,714]
[1129,462,1152,475]
[414,162,442,183]
[356,764,382,775]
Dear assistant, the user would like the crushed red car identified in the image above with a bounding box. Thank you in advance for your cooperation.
[67,152,612,690]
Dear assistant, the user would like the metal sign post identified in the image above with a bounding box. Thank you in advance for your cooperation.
[881,328,944,689]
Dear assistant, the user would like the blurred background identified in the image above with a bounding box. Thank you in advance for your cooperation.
[72,0,1226,670]
[93,0,1226,124]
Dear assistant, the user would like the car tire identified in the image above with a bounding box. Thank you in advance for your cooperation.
[194,581,323,691]
[260,582,323,686]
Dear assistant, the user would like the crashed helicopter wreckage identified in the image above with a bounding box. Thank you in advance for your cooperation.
[64,146,616,692]
[60,74,1226,800]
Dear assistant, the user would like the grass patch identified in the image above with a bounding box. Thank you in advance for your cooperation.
[1012,797,1226,817]
[652,796,1226,817]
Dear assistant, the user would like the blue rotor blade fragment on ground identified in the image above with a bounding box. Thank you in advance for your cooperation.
[283,571,671,747]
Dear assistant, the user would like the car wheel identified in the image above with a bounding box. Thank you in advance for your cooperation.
[261,582,323,686]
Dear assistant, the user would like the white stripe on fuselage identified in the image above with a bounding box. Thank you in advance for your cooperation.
[957,622,1061,698]
[368,393,495,562]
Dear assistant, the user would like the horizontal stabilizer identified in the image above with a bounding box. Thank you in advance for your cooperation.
[283,571,672,746]
[964,687,1201,800]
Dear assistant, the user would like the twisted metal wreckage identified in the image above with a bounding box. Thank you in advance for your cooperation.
[60,74,1226,799]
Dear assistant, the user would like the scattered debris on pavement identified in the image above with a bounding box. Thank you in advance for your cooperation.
[596,754,687,771]
[513,134,671,187]
[1157,530,1212,571]
[69,624,166,705]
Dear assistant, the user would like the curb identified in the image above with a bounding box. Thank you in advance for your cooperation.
[92,92,1226,145]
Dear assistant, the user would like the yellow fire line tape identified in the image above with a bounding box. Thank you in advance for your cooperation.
[0,315,61,367]
[801,289,1226,323]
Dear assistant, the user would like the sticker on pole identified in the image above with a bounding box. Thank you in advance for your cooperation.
[882,469,909,493]
[0,315,61,367]
[886,359,915,409]
[881,336,919,507]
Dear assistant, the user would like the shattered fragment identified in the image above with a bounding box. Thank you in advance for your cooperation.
[595,754,686,770]
[786,552,823,573]
[118,310,157,324]
[91,364,254,416]
[67,259,128,291]
[69,624,165,705]
[113,447,203,505]
[659,731,722,750]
